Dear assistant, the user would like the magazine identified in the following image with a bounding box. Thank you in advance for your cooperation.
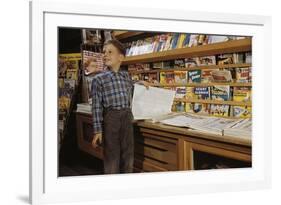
[236,67,251,83]
[175,87,186,98]
[198,56,216,66]
[82,29,102,44]
[185,57,199,68]
[233,87,251,102]
[194,87,210,99]
[186,103,210,115]
[188,70,201,83]
[232,106,252,118]
[211,70,233,82]
[211,85,231,101]
[174,71,188,84]
[201,69,217,83]
[210,104,230,117]
[82,50,104,75]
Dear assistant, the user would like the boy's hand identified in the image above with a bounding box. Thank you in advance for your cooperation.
[139,80,150,89]
[92,133,102,148]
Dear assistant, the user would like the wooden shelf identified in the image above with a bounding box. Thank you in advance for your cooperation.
[153,82,252,87]
[122,38,251,65]
[129,63,251,74]
[174,98,252,106]
[113,31,144,40]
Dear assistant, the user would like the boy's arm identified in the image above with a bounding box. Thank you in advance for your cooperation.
[91,77,103,135]
[136,80,152,88]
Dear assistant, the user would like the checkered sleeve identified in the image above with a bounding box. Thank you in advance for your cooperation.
[125,72,135,98]
[91,77,103,134]
[124,72,135,88]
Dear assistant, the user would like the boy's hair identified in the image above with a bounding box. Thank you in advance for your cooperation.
[104,39,126,56]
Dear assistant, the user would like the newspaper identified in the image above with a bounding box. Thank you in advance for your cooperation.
[224,118,252,138]
[160,113,208,127]
[76,103,91,114]
[190,117,243,135]
[159,113,245,136]
[132,84,176,120]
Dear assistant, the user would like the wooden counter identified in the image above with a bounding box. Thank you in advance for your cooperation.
[137,121,251,146]
[76,112,252,173]
[135,121,251,172]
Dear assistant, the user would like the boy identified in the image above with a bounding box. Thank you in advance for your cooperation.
[91,39,149,174]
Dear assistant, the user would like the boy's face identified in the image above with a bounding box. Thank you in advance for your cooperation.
[103,44,124,68]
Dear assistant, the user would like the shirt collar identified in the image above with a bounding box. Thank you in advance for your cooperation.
[108,70,125,77]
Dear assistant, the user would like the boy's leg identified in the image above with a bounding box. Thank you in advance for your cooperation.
[119,110,134,173]
[103,110,121,174]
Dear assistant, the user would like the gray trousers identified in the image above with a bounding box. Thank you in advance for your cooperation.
[103,108,134,174]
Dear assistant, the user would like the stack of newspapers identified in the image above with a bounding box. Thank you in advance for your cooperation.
[158,113,251,138]
[223,118,251,138]
[76,103,91,114]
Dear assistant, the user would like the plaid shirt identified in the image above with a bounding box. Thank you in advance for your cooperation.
[91,70,134,134]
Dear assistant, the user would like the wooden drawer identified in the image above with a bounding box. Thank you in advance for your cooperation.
[134,132,178,171]
[134,158,168,172]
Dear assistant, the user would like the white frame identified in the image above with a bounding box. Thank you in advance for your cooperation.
[30,0,272,204]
